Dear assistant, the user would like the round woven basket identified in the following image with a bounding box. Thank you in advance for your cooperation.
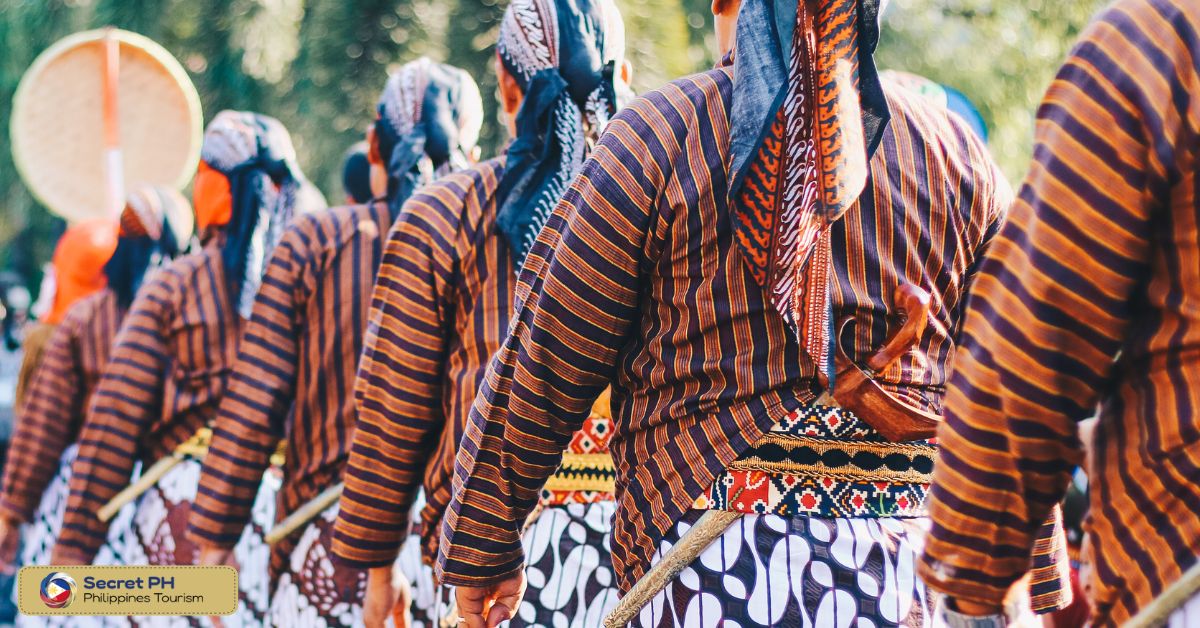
[10,29,202,223]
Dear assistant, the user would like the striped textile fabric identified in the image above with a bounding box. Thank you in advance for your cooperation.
[919,1,1200,625]
[55,242,241,562]
[331,158,513,569]
[0,290,124,523]
[187,201,395,576]
[436,69,1010,591]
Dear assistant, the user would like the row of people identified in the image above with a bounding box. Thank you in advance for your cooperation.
[6,0,1196,626]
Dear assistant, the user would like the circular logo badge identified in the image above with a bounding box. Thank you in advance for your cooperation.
[39,572,76,609]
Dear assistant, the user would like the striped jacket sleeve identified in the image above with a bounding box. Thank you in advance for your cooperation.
[331,192,455,568]
[0,318,83,522]
[188,227,304,548]
[55,278,173,562]
[436,107,660,586]
[919,4,1165,605]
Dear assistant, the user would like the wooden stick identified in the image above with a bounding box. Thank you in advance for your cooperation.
[98,455,182,522]
[602,509,741,628]
[97,428,211,522]
[1126,561,1200,628]
[265,482,345,545]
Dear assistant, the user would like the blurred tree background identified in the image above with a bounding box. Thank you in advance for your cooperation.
[0,0,1103,301]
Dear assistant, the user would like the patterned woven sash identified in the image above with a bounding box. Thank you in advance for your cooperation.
[701,404,934,518]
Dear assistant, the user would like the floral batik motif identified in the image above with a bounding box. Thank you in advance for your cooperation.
[271,503,366,628]
[516,501,620,628]
[14,445,135,628]
[124,459,275,628]
[636,512,936,628]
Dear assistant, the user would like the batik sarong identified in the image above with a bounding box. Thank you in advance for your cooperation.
[271,502,366,627]
[18,444,139,569]
[399,536,454,628]
[128,458,277,628]
[634,512,1047,628]
[635,512,932,628]
[513,501,620,628]
[13,445,136,627]
[395,490,454,628]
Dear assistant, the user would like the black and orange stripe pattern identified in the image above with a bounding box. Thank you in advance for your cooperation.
[435,70,1009,591]
[186,201,394,575]
[919,1,1200,625]
[55,243,241,562]
[331,159,513,569]
[0,290,125,523]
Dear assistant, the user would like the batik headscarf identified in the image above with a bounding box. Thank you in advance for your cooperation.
[376,57,484,218]
[105,185,194,308]
[494,0,627,268]
[727,0,888,381]
[197,110,326,318]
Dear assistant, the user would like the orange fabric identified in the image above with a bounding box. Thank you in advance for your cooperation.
[193,161,233,229]
[46,219,117,324]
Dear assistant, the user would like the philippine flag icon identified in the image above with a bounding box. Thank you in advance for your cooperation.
[39,572,75,609]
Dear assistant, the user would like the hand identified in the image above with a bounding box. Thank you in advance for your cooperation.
[197,546,232,567]
[197,547,234,627]
[0,517,19,574]
[455,570,526,628]
[363,566,411,628]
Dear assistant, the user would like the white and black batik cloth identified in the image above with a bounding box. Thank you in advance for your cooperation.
[17,445,138,569]
[14,445,136,628]
[271,502,367,628]
[636,513,933,628]
[124,458,276,628]
[634,513,1046,628]
[513,501,620,628]
[399,534,455,628]
[396,490,455,628]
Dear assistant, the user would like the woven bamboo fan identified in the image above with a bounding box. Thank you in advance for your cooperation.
[10,28,202,223]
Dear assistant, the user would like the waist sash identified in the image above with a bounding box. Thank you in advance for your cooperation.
[701,404,934,518]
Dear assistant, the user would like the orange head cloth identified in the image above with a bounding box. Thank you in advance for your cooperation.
[193,160,233,230]
[45,218,119,324]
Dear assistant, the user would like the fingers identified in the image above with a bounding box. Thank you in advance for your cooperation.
[363,568,396,628]
[197,547,230,567]
[455,587,490,628]
[485,584,525,628]
[485,600,515,628]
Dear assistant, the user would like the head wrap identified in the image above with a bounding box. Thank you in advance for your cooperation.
[199,110,326,318]
[341,142,374,204]
[727,0,888,382]
[375,57,484,218]
[106,185,195,309]
[494,0,627,268]
[44,219,119,324]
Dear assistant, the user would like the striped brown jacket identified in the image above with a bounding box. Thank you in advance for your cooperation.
[0,290,125,522]
[435,70,1010,591]
[187,201,394,576]
[56,242,240,562]
[920,1,1200,624]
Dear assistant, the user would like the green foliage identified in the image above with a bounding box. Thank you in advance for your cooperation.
[0,0,1109,294]
[876,0,1107,182]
